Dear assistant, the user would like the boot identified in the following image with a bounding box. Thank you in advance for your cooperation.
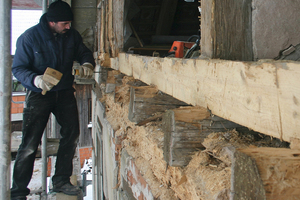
[52,182,81,195]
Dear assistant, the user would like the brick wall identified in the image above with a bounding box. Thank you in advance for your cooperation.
[11,95,25,114]
[79,147,93,167]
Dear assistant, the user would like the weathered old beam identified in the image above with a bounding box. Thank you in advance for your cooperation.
[128,85,188,124]
[162,107,242,167]
[112,53,300,143]
[201,0,253,61]
[228,147,266,200]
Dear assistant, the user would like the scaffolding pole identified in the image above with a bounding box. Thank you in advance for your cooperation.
[0,0,12,199]
[41,1,48,199]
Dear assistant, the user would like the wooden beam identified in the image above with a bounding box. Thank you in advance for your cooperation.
[162,107,243,167]
[224,147,266,200]
[201,0,253,61]
[113,0,124,54]
[128,86,188,124]
[240,147,300,199]
[112,53,300,142]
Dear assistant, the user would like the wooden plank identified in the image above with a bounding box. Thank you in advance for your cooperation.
[128,85,188,124]
[113,53,300,142]
[240,147,300,199]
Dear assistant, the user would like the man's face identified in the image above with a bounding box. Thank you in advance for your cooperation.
[49,21,72,34]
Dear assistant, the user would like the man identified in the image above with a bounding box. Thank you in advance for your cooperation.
[11,1,95,199]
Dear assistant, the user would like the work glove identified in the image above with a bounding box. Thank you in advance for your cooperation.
[34,75,54,92]
[76,63,94,79]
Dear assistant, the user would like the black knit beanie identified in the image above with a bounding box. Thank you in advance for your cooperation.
[46,0,73,22]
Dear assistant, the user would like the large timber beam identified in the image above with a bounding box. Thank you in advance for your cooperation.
[111,53,300,143]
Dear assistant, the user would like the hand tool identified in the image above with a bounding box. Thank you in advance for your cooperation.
[42,67,63,95]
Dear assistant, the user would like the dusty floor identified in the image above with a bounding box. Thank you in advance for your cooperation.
[102,76,290,200]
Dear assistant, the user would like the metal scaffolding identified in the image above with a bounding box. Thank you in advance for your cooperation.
[0,0,12,199]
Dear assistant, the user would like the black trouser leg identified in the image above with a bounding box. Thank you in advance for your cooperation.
[11,91,51,198]
[51,89,80,185]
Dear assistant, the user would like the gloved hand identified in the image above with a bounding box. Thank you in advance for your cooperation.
[34,75,54,91]
[77,63,94,79]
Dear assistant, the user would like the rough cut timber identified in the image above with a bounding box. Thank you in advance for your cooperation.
[128,85,188,124]
[228,147,266,200]
[112,53,300,143]
[162,107,243,167]
[240,147,300,199]
[98,0,124,64]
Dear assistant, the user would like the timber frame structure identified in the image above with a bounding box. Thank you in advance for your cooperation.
[91,0,300,199]
[3,0,300,199]
[96,0,300,143]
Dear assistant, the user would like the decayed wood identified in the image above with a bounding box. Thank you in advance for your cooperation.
[128,85,188,124]
[240,147,300,199]
[99,0,106,53]
[98,0,123,60]
[136,113,163,126]
[105,70,121,93]
[162,107,242,167]
[113,53,300,143]
[104,0,110,54]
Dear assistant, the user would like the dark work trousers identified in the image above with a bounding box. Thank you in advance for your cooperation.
[11,89,80,198]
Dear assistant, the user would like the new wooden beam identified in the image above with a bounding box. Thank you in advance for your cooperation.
[112,53,300,142]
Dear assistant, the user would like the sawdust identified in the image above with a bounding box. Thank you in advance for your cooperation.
[103,76,290,200]
[103,78,236,199]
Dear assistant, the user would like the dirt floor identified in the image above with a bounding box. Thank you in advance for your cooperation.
[102,76,291,200]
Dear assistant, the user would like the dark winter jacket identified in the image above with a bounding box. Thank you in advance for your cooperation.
[12,13,95,92]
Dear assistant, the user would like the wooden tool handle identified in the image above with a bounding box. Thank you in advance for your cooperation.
[42,90,47,95]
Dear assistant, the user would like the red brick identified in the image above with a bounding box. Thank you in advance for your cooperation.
[11,107,18,114]
[79,147,92,167]
[47,157,52,177]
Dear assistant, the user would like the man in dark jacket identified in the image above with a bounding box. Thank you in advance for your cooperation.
[11,1,95,199]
